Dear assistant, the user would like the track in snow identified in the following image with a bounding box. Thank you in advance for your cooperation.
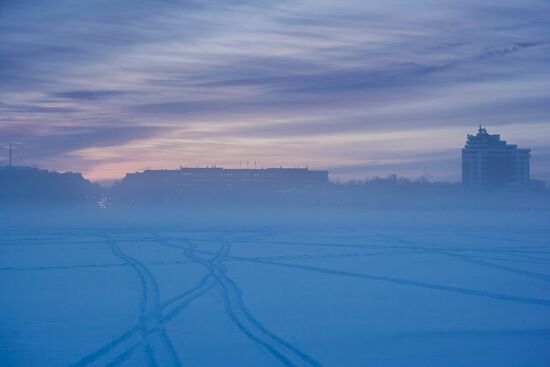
[71,239,182,367]
[71,239,224,367]
[156,238,323,367]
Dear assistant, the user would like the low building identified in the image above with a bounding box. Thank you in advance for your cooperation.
[124,167,329,188]
[113,166,330,203]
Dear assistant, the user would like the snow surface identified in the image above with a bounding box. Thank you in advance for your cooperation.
[1,210,549,366]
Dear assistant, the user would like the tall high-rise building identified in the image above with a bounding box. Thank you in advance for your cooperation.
[462,127,530,191]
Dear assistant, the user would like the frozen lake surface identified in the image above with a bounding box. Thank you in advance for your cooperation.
[1,211,549,366]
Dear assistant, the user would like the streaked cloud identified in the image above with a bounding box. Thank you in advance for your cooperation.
[1,0,549,182]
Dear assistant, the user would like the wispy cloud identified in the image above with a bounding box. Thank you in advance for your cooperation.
[1,0,549,181]
[51,90,131,100]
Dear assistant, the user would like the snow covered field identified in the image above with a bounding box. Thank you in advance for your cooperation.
[1,210,549,366]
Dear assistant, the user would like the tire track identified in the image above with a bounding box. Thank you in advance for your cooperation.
[437,252,550,266]
[454,230,550,246]
[243,251,388,262]
[234,237,550,256]
[443,252,550,282]
[104,238,181,367]
[71,326,142,367]
[230,255,550,307]
[144,241,550,307]
[377,234,550,282]
[169,239,323,367]
[72,232,550,367]
[70,240,221,367]
[0,260,194,273]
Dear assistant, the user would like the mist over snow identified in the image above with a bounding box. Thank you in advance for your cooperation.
[1,1,550,366]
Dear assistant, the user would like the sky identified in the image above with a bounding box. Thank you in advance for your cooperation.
[1,0,549,183]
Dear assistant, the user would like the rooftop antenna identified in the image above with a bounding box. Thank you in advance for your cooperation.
[8,143,12,168]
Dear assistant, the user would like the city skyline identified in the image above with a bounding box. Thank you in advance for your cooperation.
[2,126,546,184]
[1,1,550,182]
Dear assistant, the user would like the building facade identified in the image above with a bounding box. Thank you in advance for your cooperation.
[462,127,530,191]
[118,166,329,195]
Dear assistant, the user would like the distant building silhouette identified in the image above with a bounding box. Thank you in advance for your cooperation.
[0,166,99,203]
[112,167,330,204]
[122,166,329,190]
[462,127,530,191]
